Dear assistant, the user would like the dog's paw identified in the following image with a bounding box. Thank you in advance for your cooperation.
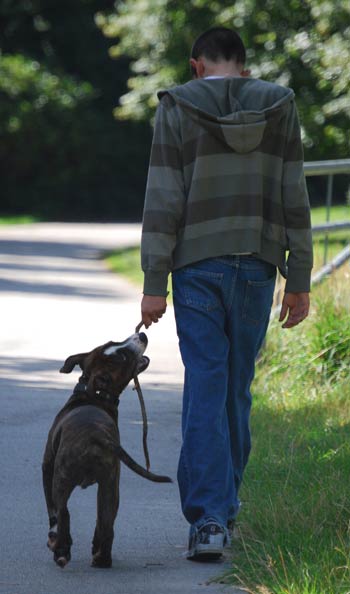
[47,531,57,551]
[91,553,112,568]
[54,549,71,568]
[56,556,69,568]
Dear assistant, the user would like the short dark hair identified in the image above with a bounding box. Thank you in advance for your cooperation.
[191,27,246,75]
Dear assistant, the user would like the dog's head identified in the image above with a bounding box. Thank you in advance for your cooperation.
[60,332,149,398]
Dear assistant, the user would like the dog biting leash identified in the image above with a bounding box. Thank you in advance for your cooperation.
[134,321,150,471]
[44,331,171,568]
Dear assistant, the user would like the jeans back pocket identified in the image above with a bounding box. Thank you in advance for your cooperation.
[242,275,276,324]
[174,266,224,312]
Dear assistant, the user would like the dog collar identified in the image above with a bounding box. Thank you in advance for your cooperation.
[73,379,120,404]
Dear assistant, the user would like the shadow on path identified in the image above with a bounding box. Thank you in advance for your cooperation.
[0,239,99,259]
[0,237,132,300]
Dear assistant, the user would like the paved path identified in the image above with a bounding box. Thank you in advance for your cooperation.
[0,223,243,594]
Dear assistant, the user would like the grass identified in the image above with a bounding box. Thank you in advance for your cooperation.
[0,215,39,225]
[105,247,144,286]
[222,270,350,594]
[105,234,350,594]
[311,204,350,269]
[311,204,350,225]
[312,235,349,269]
[105,246,174,296]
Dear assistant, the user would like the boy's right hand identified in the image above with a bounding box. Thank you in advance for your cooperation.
[141,295,167,328]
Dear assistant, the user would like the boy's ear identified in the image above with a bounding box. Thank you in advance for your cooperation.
[60,352,89,374]
[189,58,205,79]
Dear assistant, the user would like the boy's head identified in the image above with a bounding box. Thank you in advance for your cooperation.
[190,27,246,79]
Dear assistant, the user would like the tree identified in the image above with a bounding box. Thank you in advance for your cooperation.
[0,0,152,220]
[99,0,350,160]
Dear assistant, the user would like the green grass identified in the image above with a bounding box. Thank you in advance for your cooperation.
[105,246,173,296]
[313,235,349,269]
[311,204,350,268]
[106,240,350,593]
[222,276,350,594]
[105,247,143,285]
[0,215,39,225]
[311,204,350,225]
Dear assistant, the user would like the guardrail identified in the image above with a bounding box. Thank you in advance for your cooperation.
[305,158,350,266]
[313,222,350,234]
[311,245,350,286]
[272,159,350,314]
[304,159,350,176]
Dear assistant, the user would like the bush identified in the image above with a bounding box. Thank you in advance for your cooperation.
[0,53,151,220]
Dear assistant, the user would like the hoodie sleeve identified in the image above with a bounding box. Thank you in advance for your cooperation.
[141,95,186,296]
[282,101,313,292]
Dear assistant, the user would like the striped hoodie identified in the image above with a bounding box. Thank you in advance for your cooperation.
[141,77,313,296]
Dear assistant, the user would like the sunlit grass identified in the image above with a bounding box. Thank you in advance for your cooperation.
[312,235,349,268]
[222,277,350,594]
[311,204,350,225]
[105,230,350,593]
[0,215,39,225]
[105,247,143,285]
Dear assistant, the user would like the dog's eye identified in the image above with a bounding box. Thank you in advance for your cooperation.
[106,350,129,364]
[114,351,127,362]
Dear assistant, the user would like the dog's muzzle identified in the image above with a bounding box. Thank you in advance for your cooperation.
[103,333,148,357]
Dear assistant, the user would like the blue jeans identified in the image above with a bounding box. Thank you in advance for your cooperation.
[172,255,276,530]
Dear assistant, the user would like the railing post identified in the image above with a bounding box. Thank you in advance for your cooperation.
[324,173,334,265]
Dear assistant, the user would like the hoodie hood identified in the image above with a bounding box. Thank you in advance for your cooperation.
[158,77,294,154]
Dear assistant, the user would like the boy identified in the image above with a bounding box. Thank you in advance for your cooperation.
[140,27,312,560]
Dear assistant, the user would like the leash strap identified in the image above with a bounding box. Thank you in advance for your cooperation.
[135,321,144,333]
[134,320,149,468]
[133,375,150,471]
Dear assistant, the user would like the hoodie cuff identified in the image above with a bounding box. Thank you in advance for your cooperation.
[285,268,312,293]
[143,270,169,297]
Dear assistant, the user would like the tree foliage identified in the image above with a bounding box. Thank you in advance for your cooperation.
[99,0,350,160]
[0,0,151,220]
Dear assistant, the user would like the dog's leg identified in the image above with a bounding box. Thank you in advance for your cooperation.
[52,478,74,568]
[91,467,120,568]
[42,455,58,550]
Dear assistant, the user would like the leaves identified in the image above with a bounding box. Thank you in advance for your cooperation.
[100,0,350,158]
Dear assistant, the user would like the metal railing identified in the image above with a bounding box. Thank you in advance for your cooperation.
[305,158,350,266]
[272,158,350,313]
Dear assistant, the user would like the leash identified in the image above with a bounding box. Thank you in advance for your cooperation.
[133,374,150,471]
[133,320,150,470]
[135,320,144,333]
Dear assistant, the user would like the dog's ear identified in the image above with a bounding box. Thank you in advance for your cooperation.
[60,352,89,374]
[136,355,150,375]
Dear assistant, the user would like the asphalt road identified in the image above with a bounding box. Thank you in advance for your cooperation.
[0,223,243,594]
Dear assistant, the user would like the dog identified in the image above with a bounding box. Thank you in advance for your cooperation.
[42,332,171,569]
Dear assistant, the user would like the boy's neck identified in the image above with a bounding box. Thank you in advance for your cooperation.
[203,62,242,78]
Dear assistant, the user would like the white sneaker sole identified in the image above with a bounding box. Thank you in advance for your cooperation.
[187,534,225,560]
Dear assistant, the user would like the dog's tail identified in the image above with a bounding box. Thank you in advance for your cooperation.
[115,445,172,483]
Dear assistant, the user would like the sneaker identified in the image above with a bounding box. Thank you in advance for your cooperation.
[187,521,226,560]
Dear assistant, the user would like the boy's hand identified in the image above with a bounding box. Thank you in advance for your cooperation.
[279,292,310,329]
[141,295,167,328]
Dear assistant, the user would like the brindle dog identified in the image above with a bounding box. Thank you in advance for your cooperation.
[42,332,171,569]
